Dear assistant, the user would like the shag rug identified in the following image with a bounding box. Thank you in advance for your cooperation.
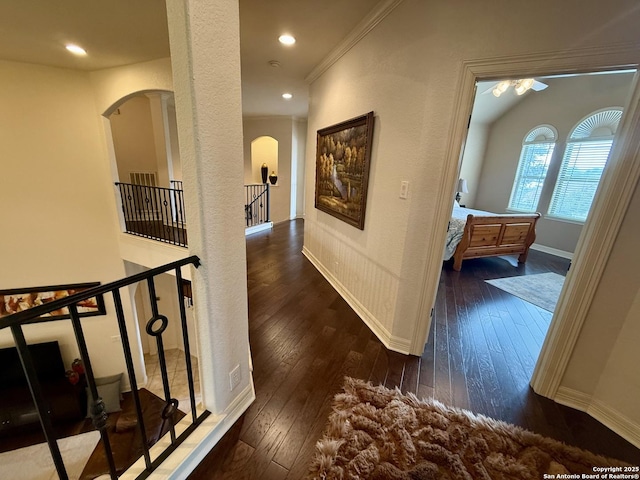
[0,430,100,480]
[485,272,565,312]
[308,377,629,479]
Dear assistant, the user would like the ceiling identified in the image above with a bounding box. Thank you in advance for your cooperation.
[0,0,381,118]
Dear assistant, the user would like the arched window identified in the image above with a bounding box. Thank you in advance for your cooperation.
[508,125,557,212]
[548,108,622,222]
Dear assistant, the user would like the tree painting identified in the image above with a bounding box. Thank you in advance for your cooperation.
[315,112,374,230]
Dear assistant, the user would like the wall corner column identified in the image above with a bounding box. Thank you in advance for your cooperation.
[165,0,252,415]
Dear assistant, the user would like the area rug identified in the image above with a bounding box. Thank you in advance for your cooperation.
[308,377,629,479]
[485,272,565,312]
[0,430,100,480]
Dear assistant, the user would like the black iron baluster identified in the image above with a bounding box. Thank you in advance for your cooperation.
[178,189,186,245]
[141,185,151,239]
[146,277,177,443]
[68,304,118,480]
[10,325,69,480]
[124,184,134,234]
[175,268,198,422]
[133,184,144,237]
[148,185,160,241]
[111,289,152,470]
[0,256,209,479]
[266,183,270,222]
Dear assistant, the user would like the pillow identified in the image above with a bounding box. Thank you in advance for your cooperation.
[86,374,122,418]
[95,373,123,400]
[453,200,461,208]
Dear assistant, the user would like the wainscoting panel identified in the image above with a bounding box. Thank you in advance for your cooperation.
[303,220,409,353]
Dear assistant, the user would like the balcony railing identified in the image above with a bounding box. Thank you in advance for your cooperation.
[244,183,270,227]
[116,182,271,246]
[116,182,187,247]
[0,256,206,479]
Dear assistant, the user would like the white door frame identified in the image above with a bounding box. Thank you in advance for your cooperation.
[412,43,640,401]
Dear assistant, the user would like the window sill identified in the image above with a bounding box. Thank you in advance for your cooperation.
[542,215,585,226]
[506,208,537,214]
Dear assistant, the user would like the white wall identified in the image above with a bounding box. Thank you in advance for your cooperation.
[561,177,640,431]
[250,136,278,184]
[474,73,634,253]
[110,95,158,182]
[167,103,182,181]
[304,0,640,354]
[304,0,640,445]
[243,117,294,223]
[293,119,308,218]
[458,123,489,207]
[148,94,171,187]
[89,58,174,115]
[0,60,138,383]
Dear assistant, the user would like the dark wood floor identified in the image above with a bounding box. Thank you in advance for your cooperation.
[189,219,640,479]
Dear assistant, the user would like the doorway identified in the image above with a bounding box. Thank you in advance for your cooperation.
[446,70,635,312]
[414,48,640,412]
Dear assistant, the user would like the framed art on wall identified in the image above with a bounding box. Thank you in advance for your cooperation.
[0,282,106,323]
[315,111,375,230]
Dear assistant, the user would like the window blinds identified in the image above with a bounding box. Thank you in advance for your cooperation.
[547,139,613,222]
[508,142,555,212]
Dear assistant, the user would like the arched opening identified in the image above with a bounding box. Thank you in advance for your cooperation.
[107,91,181,188]
[250,136,278,184]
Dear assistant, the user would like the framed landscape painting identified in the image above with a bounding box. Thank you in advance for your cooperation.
[0,282,106,323]
[315,111,375,230]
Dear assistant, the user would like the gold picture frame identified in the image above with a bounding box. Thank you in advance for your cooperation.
[315,112,375,230]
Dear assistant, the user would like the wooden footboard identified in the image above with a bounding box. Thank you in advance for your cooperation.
[452,213,540,271]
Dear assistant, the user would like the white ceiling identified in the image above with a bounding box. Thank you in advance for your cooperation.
[471,80,533,125]
[0,0,381,118]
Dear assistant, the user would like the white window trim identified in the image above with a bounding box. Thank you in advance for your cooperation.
[507,124,558,213]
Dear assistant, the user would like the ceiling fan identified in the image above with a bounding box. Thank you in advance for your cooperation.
[481,78,548,97]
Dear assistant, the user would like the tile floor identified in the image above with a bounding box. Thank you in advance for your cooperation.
[143,348,201,415]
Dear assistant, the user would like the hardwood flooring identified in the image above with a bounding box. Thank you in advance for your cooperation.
[188,219,639,479]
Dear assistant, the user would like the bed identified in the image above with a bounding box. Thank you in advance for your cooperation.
[444,203,540,271]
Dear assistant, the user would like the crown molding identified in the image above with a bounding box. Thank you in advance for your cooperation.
[305,0,405,84]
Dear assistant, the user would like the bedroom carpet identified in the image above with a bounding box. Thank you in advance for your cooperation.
[308,377,630,479]
[485,272,565,312]
[0,430,100,480]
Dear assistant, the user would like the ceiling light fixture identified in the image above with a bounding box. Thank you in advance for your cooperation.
[278,34,296,45]
[492,78,537,97]
[65,44,87,56]
[282,93,293,100]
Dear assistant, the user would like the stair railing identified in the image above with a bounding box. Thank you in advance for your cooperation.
[116,182,187,247]
[244,183,270,227]
[0,256,206,479]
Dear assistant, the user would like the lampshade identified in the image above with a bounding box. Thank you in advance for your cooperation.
[457,178,469,193]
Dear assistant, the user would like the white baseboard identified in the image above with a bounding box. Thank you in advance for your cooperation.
[302,246,411,355]
[531,243,574,260]
[245,222,273,236]
[555,386,640,448]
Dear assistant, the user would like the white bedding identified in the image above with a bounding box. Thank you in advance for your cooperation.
[443,204,499,261]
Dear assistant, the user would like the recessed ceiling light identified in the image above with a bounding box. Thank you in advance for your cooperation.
[65,44,87,56]
[282,93,293,100]
[278,34,296,45]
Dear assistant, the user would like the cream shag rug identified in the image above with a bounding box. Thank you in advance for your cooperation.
[0,431,100,480]
[485,272,565,312]
[308,377,629,479]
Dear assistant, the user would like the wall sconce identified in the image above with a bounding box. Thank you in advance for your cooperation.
[456,178,468,202]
